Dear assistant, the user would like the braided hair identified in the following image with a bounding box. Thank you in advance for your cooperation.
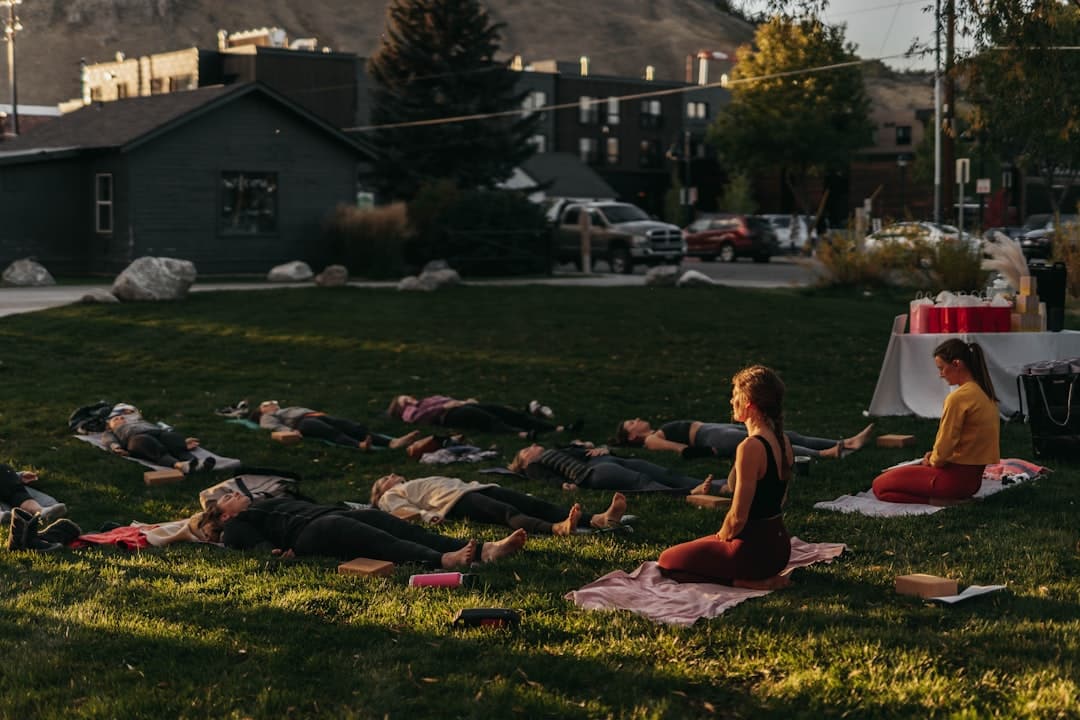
[732,365,791,482]
[934,339,998,401]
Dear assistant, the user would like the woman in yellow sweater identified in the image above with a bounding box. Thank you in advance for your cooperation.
[872,339,1000,503]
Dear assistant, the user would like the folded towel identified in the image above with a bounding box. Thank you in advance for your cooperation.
[74,433,242,472]
[814,458,1046,517]
[565,537,845,626]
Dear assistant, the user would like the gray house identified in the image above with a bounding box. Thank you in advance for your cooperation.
[0,83,375,274]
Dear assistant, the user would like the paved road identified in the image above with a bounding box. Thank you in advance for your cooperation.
[0,257,823,318]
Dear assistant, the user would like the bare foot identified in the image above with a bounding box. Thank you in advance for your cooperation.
[591,493,627,529]
[734,574,792,591]
[561,482,578,492]
[552,503,581,536]
[358,436,373,451]
[480,528,527,562]
[441,539,476,569]
[689,474,715,496]
[185,437,200,450]
[844,423,876,452]
[389,430,421,450]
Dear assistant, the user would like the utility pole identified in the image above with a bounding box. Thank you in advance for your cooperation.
[933,0,942,223]
[2,0,21,137]
[942,0,956,224]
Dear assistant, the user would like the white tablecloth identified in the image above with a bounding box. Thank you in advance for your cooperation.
[867,314,1080,418]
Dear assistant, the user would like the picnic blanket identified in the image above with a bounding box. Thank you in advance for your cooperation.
[565,537,846,626]
[813,458,1048,517]
[74,433,242,472]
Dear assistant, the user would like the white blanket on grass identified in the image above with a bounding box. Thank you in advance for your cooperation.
[813,459,1046,517]
[74,434,242,472]
[565,537,845,626]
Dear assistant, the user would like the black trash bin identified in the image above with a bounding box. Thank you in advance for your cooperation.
[1028,260,1067,331]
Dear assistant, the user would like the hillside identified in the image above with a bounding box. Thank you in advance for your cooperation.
[11,0,756,106]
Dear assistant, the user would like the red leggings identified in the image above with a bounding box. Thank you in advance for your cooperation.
[657,515,790,584]
[872,462,984,504]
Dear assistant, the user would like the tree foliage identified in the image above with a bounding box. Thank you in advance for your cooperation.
[708,16,873,213]
[963,1,1080,213]
[367,0,539,200]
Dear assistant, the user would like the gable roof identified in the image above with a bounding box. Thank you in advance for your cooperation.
[520,152,617,200]
[0,82,375,159]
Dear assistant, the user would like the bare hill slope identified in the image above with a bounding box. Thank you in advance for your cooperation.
[12,0,754,105]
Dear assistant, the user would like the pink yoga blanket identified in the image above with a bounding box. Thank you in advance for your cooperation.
[565,537,846,626]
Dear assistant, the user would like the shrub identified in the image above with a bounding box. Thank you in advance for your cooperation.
[322,202,410,279]
[717,172,757,214]
[931,239,987,292]
[814,229,887,287]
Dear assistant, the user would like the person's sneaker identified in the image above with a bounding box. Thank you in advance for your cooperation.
[38,503,67,524]
[528,400,554,419]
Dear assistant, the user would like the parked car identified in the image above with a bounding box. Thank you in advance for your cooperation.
[863,221,979,253]
[760,213,811,254]
[682,214,778,263]
[552,201,684,274]
[1018,214,1079,259]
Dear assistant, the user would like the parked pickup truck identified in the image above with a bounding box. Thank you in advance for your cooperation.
[552,202,685,274]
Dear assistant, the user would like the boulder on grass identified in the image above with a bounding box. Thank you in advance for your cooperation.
[644,265,679,287]
[2,258,55,287]
[315,264,349,287]
[81,289,120,304]
[676,269,717,287]
[111,257,197,301]
[267,261,314,282]
[397,267,461,292]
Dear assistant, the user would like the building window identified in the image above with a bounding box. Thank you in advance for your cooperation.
[149,78,164,95]
[606,97,620,125]
[89,86,103,101]
[606,137,620,165]
[522,90,546,117]
[579,96,599,125]
[220,171,278,235]
[95,173,113,234]
[639,139,662,168]
[686,101,708,119]
[117,83,131,99]
[896,125,912,146]
[168,75,194,93]
[579,137,599,165]
[529,134,546,153]
[640,99,662,128]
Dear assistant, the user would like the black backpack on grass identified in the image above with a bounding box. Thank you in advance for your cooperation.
[68,401,114,434]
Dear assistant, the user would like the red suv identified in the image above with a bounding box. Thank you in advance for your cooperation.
[682,214,778,263]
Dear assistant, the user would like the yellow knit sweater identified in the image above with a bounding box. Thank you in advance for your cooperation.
[929,381,1000,466]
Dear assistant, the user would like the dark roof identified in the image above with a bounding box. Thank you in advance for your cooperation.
[521,152,617,199]
[0,82,373,158]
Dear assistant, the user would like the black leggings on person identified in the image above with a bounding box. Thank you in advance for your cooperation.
[447,487,594,535]
[125,431,195,467]
[0,464,32,507]
[291,508,475,567]
[440,404,556,435]
[295,415,386,447]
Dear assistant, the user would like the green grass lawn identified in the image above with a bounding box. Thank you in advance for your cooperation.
[0,285,1076,719]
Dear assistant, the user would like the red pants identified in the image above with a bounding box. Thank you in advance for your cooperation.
[657,515,790,584]
[872,462,984,504]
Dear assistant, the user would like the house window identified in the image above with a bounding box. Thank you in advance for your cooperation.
[579,137,599,165]
[168,75,194,93]
[579,96,599,125]
[150,78,164,95]
[639,139,661,168]
[640,99,662,128]
[117,83,130,99]
[220,171,278,235]
[606,97,620,125]
[896,125,912,146]
[686,101,708,119]
[522,90,546,117]
[95,173,113,234]
[89,86,103,101]
[606,137,620,165]
[529,134,546,153]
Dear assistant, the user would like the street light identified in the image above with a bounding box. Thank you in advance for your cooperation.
[2,0,22,137]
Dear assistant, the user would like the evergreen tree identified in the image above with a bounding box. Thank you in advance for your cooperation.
[367,0,539,200]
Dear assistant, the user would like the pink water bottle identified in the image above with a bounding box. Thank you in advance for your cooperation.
[408,572,476,588]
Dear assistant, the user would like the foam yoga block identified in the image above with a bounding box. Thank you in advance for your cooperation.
[272,431,303,445]
[686,494,730,509]
[144,469,185,485]
[337,558,395,577]
[895,573,958,598]
[876,434,916,448]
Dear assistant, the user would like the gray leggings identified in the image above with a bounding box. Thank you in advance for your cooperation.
[694,424,837,458]
[582,456,705,494]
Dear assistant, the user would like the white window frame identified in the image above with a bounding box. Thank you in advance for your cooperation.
[95,173,113,234]
[579,96,599,124]
[606,97,620,125]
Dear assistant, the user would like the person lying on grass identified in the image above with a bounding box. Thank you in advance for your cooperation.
[872,339,999,504]
[614,416,874,461]
[201,491,526,569]
[370,473,627,536]
[250,400,420,451]
[1,463,67,525]
[657,365,793,590]
[509,442,718,495]
[387,394,581,439]
[102,403,212,475]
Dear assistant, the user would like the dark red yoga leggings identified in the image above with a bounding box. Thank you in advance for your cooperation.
[872,462,984,504]
[657,515,790,584]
